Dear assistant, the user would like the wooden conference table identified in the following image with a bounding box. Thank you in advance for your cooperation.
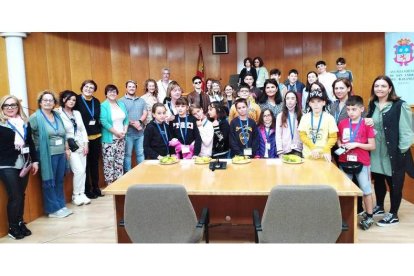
[103,158,362,243]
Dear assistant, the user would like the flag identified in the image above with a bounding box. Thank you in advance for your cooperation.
[196,45,205,90]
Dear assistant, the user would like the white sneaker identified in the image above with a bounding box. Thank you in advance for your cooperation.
[61,207,73,216]
[48,209,69,218]
[80,194,91,205]
[72,195,84,206]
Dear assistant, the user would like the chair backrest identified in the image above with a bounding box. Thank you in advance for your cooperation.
[124,184,201,243]
[260,185,342,243]
[228,74,239,88]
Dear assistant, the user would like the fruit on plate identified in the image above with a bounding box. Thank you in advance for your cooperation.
[160,156,178,164]
[232,155,250,162]
[195,156,211,163]
[282,154,302,163]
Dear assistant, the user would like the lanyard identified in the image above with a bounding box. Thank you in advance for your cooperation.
[61,109,77,135]
[81,96,95,119]
[202,118,208,127]
[156,122,169,153]
[264,127,271,142]
[288,83,297,92]
[239,118,249,148]
[7,121,27,140]
[334,102,344,123]
[167,101,175,115]
[311,112,323,144]
[287,112,295,140]
[349,117,363,143]
[178,116,188,145]
[40,110,59,134]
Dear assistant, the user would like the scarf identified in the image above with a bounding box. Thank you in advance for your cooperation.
[8,116,26,150]
[36,109,65,188]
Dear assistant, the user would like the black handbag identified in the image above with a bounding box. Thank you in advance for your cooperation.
[67,138,79,152]
[340,161,363,174]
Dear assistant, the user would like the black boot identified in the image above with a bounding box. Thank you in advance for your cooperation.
[93,188,104,197]
[8,224,24,240]
[18,221,32,236]
[85,191,98,199]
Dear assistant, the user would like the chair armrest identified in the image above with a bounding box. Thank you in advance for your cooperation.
[197,207,209,243]
[253,209,262,243]
[341,220,349,231]
[197,207,210,227]
[253,209,262,231]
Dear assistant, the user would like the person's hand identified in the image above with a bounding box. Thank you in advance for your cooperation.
[31,162,39,175]
[322,153,332,162]
[364,118,374,127]
[196,120,203,127]
[310,149,320,159]
[344,142,358,151]
[83,144,89,156]
[65,149,71,160]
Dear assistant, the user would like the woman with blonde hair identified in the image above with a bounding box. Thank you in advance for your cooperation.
[0,95,39,239]
[164,81,184,122]
[141,78,159,125]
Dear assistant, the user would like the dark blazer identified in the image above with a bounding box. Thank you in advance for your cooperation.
[74,95,102,136]
[0,123,38,166]
[367,99,414,178]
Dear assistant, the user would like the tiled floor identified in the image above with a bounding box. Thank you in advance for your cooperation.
[1,193,414,243]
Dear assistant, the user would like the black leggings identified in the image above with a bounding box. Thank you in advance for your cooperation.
[85,137,101,193]
[372,171,405,215]
[0,168,29,226]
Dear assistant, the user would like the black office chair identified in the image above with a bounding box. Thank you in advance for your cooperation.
[253,185,346,243]
[124,184,209,243]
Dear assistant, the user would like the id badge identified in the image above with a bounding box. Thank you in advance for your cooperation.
[55,138,63,146]
[265,142,271,150]
[89,120,96,126]
[347,154,357,161]
[21,147,30,154]
[290,144,297,150]
[244,148,252,156]
[342,128,350,142]
[181,145,190,154]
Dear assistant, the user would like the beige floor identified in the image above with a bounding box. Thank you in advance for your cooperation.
[1,193,414,243]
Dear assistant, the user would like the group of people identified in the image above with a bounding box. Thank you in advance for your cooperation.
[0,60,413,240]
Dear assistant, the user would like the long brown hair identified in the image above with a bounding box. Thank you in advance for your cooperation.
[144,78,158,98]
[280,91,302,128]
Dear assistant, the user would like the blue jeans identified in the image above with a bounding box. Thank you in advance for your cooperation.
[124,134,144,172]
[42,153,66,214]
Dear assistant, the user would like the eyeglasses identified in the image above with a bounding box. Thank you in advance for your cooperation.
[42,99,55,103]
[194,81,202,84]
[2,103,18,109]
[84,85,95,90]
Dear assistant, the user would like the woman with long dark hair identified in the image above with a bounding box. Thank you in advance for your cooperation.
[366,75,414,226]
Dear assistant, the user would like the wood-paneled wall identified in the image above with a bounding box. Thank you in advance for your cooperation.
[0,37,9,97]
[0,32,387,237]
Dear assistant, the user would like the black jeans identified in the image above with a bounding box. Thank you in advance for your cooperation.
[0,168,29,226]
[372,171,405,215]
[85,137,101,193]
